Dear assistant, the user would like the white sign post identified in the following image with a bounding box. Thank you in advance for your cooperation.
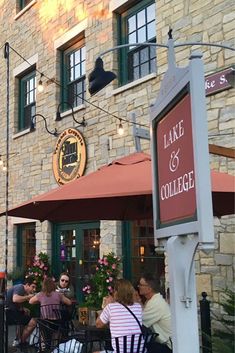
[150,39,214,353]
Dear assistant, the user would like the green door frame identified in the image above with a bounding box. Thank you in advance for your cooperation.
[122,221,132,281]
[52,221,100,302]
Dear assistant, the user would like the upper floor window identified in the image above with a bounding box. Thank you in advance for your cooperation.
[20,0,32,9]
[61,40,86,109]
[18,69,36,131]
[118,1,156,85]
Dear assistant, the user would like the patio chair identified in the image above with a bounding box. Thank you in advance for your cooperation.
[101,332,158,353]
[34,303,64,352]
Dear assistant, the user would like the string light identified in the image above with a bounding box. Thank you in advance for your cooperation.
[118,119,124,136]
[37,73,44,93]
[6,43,149,129]
[5,43,235,137]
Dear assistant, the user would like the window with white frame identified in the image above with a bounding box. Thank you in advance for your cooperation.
[18,68,36,131]
[19,0,32,10]
[118,0,156,85]
[61,40,86,109]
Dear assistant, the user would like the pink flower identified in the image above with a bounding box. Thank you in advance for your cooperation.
[112,264,116,269]
[109,277,113,282]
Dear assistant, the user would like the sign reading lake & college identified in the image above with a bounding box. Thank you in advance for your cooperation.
[53,128,86,185]
[156,92,196,225]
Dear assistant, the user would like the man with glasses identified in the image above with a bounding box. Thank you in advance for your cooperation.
[138,273,172,353]
[6,276,37,346]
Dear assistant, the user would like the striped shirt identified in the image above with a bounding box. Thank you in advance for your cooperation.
[100,302,143,353]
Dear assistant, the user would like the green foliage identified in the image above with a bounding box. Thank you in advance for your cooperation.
[25,252,50,291]
[82,252,121,309]
[7,267,25,281]
[212,288,234,353]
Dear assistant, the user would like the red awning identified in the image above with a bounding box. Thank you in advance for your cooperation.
[1,152,234,221]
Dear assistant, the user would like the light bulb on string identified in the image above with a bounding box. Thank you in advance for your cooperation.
[2,164,7,172]
[37,74,44,93]
[118,119,124,136]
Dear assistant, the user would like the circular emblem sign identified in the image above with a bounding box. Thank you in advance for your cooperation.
[53,128,86,185]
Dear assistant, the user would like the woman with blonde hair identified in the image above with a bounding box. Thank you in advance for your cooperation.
[95,279,143,353]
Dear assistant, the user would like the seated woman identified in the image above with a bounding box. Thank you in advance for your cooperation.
[29,277,72,350]
[29,277,72,319]
[56,272,74,299]
[95,279,143,353]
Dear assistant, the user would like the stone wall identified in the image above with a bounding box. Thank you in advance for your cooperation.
[0,0,234,331]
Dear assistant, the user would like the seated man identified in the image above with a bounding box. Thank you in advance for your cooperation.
[138,273,172,353]
[6,276,37,345]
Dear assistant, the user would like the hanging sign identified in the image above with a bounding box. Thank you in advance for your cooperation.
[156,93,196,224]
[53,128,87,185]
[150,47,214,244]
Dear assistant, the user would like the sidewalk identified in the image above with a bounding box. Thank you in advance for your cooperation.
[7,325,21,353]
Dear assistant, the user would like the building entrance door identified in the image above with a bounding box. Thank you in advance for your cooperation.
[52,222,100,302]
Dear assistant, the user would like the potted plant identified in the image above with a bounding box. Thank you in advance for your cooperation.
[7,267,25,285]
[25,252,51,291]
[82,252,121,313]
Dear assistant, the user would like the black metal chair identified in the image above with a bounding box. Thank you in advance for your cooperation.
[34,304,63,352]
[101,332,158,353]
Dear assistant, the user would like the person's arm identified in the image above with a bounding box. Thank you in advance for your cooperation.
[29,294,39,305]
[96,304,110,328]
[60,293,72,306]
[13,293,34,303]
[96,316,106,328]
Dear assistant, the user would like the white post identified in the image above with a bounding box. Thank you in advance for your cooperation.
[167,234,200,353]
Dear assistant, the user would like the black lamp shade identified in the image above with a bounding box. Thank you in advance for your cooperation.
[88,57,117,96]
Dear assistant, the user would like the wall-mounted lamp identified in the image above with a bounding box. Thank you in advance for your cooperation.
[56,101,86,127]
[37,73,44,93]
[31,113,58,137]
[88,57,117,96]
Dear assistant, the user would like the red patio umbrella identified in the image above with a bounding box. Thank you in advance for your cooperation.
[1,152,234,222]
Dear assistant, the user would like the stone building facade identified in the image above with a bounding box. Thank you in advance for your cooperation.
[0,0,234,330]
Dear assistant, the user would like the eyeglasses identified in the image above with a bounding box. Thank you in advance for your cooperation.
[60,279,69,283]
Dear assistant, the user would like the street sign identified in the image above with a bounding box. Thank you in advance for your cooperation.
[150,42,214,245]
[156,92,196,224]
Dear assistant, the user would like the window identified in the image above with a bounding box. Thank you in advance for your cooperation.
[16,223,36,268]
[119,1,156,85]
[18,69,36,131]
[62,41,86,109]
[122,220,165,289]
[20,0,32,9]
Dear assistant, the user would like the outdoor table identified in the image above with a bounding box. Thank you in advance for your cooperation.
[71,323,111,353]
